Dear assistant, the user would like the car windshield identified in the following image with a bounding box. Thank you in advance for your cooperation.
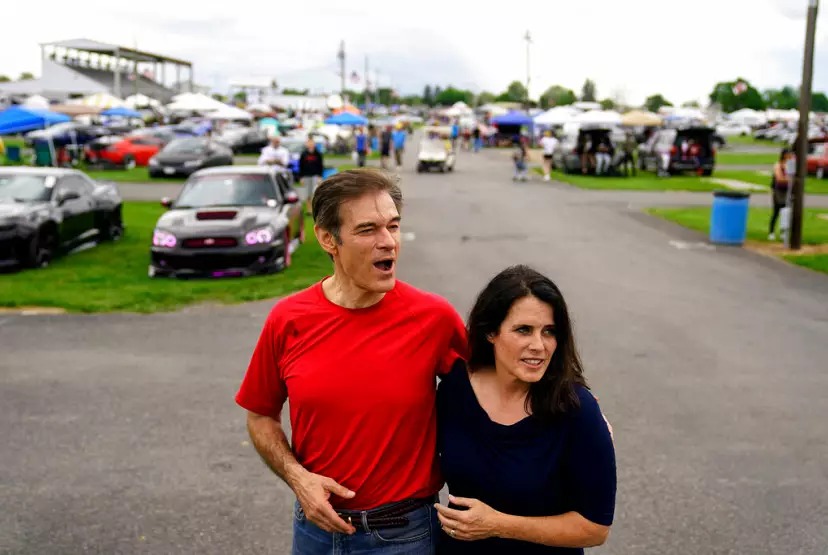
[0,174,55,202]
[812,143,826,156]
[164,138,208,154]
[175,174,277,208]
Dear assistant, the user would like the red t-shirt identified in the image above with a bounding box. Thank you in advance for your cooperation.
[235,279,467,510]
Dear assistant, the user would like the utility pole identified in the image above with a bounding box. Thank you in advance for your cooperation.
[337,40,346,102]
[791,0,819,250]
[524,30,532,108]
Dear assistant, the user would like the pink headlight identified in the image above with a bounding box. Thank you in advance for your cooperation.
[153,230,177,248]
[245,227,274,245]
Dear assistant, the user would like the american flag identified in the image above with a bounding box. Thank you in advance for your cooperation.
[350,71,360,84]
[732,81,748,95]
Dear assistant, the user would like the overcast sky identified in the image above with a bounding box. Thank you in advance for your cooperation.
[1,0,826,106]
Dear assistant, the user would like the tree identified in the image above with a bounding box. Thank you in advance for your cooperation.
[433,86,443,105]
[682,100,701,108]
[580,79,597,102]
[282,88,309,95]
[477,91,496,105]
[423,85,433,106]
[0,75,10,82]
[708,78,765,112]
[270,79,278,90]
[232,91,247,103]
[496,80,528,103]
[644,94,673,113]
[812,92,828,113]
[18,72,34,81]
[539,85,576,109]
[434,86,473,106]
[211,93,227,102]
[376,87,395,106]
[763,86,799,110]
[599,98,616,110]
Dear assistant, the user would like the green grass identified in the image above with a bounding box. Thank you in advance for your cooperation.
[1,136,25,149]
[646,206,828,275]
[712,170,772,187]
[0,203,331,313]
[326,152,380,160]
[542,169,721,192]
[83,166,184,183]
[716,152,779,166]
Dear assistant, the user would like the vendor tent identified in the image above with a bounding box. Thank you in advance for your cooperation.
[621,110,662,127]
[534,106,580,126]
[166,93,226,112]
[491,111,534,126]
[71,93,125,109]
[124,94,161,109]
[205,105,253,121]
[101,106,142,118]
[728,108,767,126]
[573,110,622,126]
[325,112,368,125]
[0,106,70,135]
[23,95,50,110]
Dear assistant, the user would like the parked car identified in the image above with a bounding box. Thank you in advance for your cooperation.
[24,122,112,148]
[715,121,751,137]
[214,126,269,154]
[638,126,717,176]
[84,135,165,168]
[149,166,305,278]
[553,127,627,174]
[806,139,828,178]
[0,167,123,269]
[148,138,234,178]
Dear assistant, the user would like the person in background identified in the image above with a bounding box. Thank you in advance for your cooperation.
[768,148,794,241]
[579,136,593,175]
[392,124,407,168]
[258,134,290,168]
[512,136,529,182]
[472,126,482,153]
[451,119,460,149]
[354,127,369,167]
[299,137,325,212]
[620,132,638,177]
[380,125,393,170]
[539,130,559,182]
[435,265,616,554]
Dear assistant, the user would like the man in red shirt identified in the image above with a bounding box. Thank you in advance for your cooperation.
[236,168,467,554]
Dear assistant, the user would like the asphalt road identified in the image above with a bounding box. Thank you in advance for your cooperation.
[2,138,828,554]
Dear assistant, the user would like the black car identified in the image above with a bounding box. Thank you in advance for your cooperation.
[638,126,717,176]
[149,166,306,278]
[0,168,123,269]
[214,126,269,154]
[148,138,234,178]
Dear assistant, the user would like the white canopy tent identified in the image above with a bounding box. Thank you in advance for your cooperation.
[205,105,253,121]
[534,106,581,126]
[23,95,50,110]
[70,92,125,109]
[573,110,622,126]
[166,92,226,112]
[125,94,162,109]
[477,103,509,117]
[728,108,767,127]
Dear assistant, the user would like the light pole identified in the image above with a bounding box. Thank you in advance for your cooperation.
[791,0,819,250]
[524,30,532,108]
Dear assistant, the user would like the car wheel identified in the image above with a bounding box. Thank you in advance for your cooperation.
[101,211,124,241]
[702,169,713,177]
[123,155,136,170]
[23,230,56,269]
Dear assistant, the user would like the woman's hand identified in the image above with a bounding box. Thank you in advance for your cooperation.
[434,495,503,541]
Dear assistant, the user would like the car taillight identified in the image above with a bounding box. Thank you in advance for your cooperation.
[670,146,677,156]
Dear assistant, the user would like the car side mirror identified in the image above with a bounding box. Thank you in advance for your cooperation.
[284,191,299,204]
[161,197,173,208]
[57,190,80,205]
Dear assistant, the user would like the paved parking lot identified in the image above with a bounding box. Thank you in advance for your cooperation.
[2,141,828,554]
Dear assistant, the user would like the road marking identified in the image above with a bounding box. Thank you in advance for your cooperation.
[669,240,716,251]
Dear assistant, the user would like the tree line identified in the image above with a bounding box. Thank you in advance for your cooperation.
[402,78,828,114]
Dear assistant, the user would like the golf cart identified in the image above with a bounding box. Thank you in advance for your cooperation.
[417,126,456,173]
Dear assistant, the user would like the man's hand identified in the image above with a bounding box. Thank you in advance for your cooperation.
[434,495,502,541]
[292,469,357,534]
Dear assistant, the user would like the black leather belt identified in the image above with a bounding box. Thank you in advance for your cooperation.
[336,496,435,532]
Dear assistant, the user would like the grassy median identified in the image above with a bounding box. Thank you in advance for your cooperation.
[0,203,331,313]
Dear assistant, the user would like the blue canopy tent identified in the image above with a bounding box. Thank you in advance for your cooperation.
[325,112,368,126]
[490,111,535,146]
[101,106,142,118]
[0,106,70,135]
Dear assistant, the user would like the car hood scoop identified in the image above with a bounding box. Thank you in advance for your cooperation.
[196,210,238,221]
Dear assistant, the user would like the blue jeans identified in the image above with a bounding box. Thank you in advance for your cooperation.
[292,500,438,554]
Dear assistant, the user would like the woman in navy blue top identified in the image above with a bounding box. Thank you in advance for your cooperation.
[435,265,616,554]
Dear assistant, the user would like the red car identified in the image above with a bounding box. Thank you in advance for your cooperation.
[85,135,164,168]
[807,139,828,179]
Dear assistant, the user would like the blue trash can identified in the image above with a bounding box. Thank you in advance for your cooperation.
[710,190,750,245]
[5,146,21,163]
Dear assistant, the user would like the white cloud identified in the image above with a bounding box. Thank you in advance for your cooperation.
[1,0,826,105]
